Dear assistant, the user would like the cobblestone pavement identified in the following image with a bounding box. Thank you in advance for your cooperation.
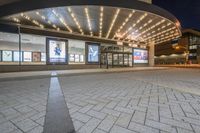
[0,78,50,133]
[0,68,200,133]
[60,68,200,133]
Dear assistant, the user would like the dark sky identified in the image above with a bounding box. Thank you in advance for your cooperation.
[153,0,200,30]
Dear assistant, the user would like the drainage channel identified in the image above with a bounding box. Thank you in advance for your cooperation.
[43,72,75,133]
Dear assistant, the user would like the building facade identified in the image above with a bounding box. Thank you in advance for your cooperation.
[155,29,200,64]
[0,0,180,72]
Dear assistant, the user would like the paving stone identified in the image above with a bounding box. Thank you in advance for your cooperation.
[106,101,118,109]
[98,115,117,132]
[131,110,146,124]
[78,118,101,133]
[35,117,45,126]
[101,108,121,117]
[71,112,91,123]
[73,120,84,131]
[110,125,136,133]
[27,125,43,133]
[93,103,107,111]
[115,113,132,128]
[87,110,107,120]
[129,122,159,133]
[14,105,33,114]
[0,121,17,133]
[145,119,175,132]
[114,106,134,114]
[160,117,192,131]
[15,119,39,132]
[79,104,94,113]
[191,124,200,133]
[146,106,159,121]
[177,128,194,133]
[92,128,107,133]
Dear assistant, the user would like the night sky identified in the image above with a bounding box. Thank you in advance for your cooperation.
[153,0,200,30]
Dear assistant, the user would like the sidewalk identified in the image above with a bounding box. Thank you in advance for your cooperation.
[156,64,200,68]
[0,67,169,80]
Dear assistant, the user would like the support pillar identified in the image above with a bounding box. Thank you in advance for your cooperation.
[149,42,155,67]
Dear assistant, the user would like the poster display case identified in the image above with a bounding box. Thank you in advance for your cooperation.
[2,50,12,61]
[86,42,100,64]
[13,51,23,62]
[133,49,148,63]
[46,38,68,64]
[41,52,46,62]
[32,52,41,62]
[23,52,32,62]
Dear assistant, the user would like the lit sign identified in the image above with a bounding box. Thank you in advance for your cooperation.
[133,49,148,63]
[2,50,12,61]
[13,51,22,62]
[88,45,99,62]
[48,39,66,63]
[23,52,32,62]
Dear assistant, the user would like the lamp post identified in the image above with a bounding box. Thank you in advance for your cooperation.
[174,45,189,64]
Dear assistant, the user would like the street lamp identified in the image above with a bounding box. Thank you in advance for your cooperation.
[173,45,189,64]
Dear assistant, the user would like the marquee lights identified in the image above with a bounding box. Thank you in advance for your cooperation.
[52,10,72,32]
[145,26,177,41]
[121,12,148,40]
[36,11,60,31]
[85,8,93,36]
[113,10,135,39]
[99,6,104,37]
[12,17,20,23]
[67,7,84,35]
[20,13,44,28]
[106,9,120,38]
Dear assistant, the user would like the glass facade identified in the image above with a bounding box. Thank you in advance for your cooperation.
[21,34,46,65]
[68,39,85,64]
[0,31,149,69]
[0,32,19,65]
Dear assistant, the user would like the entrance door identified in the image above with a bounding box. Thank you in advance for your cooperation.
[100,53,112,68]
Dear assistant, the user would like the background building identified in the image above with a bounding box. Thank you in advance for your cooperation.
[155,29,200,64]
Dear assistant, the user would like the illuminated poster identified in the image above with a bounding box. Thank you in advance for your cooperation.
[23,52,32,62]
[75,54,80,62]
[88,45,99,62]
[13,51,23,62]
[69,54,75,62]
[80,55,84,62]
[32,52,41,62]
[0,51,1,61]
[48,39,66,63]
[2,50,12,61]
[41,53,46,62]
[133,49,148,63]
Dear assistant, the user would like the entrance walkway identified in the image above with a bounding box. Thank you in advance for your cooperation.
[0,68,200,133]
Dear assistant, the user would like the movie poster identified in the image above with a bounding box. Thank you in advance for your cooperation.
[23,52,32,62]
[32,52,41,62]
[88,45,99,62]
[2,50,12,61]
[48,39,66,63]
[133,49,148,63]
[13,51,23,62]
[41,53,46,62]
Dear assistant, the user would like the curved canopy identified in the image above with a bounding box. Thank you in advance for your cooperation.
[0,0,181,45]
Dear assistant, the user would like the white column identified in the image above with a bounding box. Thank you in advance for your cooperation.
[149,42,155,67]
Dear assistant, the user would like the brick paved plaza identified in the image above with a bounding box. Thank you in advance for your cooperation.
[0,68,200,133]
